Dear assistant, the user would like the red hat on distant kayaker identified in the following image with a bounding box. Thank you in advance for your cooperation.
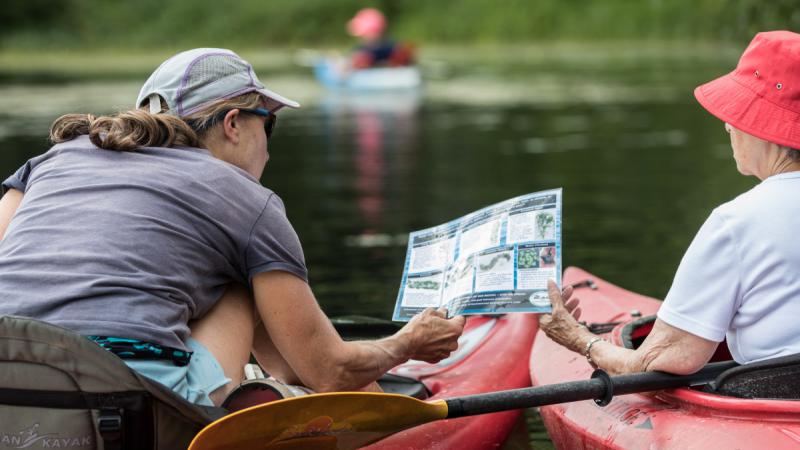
[347,8,386,40]
[695,30,800,149]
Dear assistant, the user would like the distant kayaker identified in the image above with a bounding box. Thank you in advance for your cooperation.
[0,48,465,406]
[541,31,800,375]
[347,8,415,69]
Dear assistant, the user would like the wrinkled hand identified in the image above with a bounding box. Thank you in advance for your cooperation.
[539,279,587,353]
[403,307,466,363]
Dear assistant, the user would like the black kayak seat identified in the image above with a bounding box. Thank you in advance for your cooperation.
[705,353,800,400]
[0,314,431,450]
[0,315,224,450]
[331,315,403,340]
[377,373,430,399]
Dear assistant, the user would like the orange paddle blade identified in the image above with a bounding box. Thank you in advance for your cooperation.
[189,392,449,450]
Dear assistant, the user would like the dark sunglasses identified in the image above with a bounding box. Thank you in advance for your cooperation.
[239,107,277,139]
[195,107,277,139]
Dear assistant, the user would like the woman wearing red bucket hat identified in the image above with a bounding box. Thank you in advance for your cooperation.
[540,31,800,376]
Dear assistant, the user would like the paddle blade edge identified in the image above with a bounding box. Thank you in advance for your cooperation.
[189,392,449,450]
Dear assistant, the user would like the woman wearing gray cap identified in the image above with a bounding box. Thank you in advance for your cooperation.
[540,31,800,375]
[0,48,465,406]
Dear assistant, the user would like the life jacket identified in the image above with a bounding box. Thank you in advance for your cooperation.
[352,41,416,69]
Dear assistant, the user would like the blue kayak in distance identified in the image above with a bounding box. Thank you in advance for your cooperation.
[314,58,422,91]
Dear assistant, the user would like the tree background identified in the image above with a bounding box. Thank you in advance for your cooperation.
[1,0,798,50]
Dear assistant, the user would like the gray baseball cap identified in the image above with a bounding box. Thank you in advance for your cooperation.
[136,48,300,117]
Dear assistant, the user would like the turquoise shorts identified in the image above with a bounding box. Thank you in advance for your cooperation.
[123,337,231,406]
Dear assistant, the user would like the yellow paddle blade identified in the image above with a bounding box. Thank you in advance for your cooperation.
[189,392,449,450]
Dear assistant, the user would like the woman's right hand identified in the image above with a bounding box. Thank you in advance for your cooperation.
[401,307,466,363]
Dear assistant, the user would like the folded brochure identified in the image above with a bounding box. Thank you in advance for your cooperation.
[393,189,561,321]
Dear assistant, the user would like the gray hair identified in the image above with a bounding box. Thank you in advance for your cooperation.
[781,146,800,163]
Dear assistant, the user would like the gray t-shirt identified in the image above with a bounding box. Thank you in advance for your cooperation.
[0,135,307,350]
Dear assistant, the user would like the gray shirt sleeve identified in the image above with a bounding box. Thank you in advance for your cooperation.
[2,152,51,193]
[246,193,308,282]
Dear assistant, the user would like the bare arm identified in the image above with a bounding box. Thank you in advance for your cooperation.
[539,280,718,376]
[252,270,466,392]
[0,189,23,239]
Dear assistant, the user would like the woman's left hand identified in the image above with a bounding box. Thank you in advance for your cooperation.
[539,279,590,353]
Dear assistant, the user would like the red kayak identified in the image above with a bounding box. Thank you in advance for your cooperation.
[364,313,537,450]
[531,267,800,449]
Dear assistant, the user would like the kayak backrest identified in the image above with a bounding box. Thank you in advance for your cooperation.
[620,315,733,361]
[377,373,430,399]
[0,315,224,449]
[618,316,800,399]
[620,316,656,349]
[706,353,800,400]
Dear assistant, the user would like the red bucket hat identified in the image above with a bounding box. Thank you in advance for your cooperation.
[695,30,800,149]
[347,8,386,40]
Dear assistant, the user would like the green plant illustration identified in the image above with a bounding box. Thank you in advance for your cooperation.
[446,259,473,285]
[407,280,441,290]
[536,212,555,239]
[517,248,539,269]
[479,252,511,271]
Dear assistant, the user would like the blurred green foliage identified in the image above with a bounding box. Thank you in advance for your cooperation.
[1,0,799,49]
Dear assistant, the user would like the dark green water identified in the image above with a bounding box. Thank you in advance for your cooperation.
[272,97,753,317]
[0,46,752,447]
[0,94,752,312]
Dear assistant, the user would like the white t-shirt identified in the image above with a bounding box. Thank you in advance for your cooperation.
[658,172,800,364]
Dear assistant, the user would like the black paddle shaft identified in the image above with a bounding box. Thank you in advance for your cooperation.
[445,360,738,418]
